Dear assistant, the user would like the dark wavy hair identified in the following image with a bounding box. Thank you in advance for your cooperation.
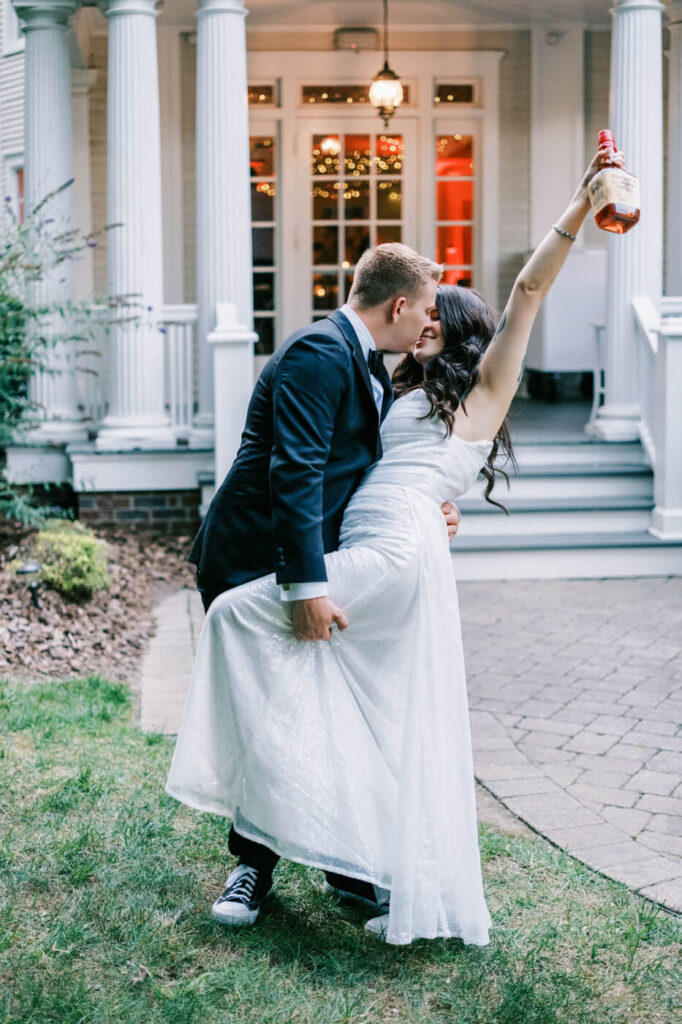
[391,283,516,512]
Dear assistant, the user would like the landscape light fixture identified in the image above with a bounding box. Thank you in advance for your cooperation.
[369,0,403,128]
[16,560,42,609]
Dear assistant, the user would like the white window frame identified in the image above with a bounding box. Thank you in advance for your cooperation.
[433,78,481,108]
[2,0,24,56]
[432,119,481,287]
[246,49,503,343]
[4,153,24,220]
[249,115,281,377]
[300,117,418,326]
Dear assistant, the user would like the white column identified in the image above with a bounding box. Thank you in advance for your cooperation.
[666,1,682,294]
[592,0,664,441]
[13,0,87,442]
[70,67,98,301]
[193,0,253,439]
[209,304,257,483]
[158,25,185,304]
[96,0,173,450]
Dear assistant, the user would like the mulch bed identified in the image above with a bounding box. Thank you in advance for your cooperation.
[0,522,195,684]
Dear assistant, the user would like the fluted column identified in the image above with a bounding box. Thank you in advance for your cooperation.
[592,0,664,440]
[666,1,682,294]
[193,0,253,438]
[13,0,87,442]
[96,0,172,450]
[71,68,98,302]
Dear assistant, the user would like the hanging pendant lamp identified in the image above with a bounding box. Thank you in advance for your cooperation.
[369,0,403,128]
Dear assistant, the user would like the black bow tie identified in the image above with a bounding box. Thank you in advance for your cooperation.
[367,349,385,376]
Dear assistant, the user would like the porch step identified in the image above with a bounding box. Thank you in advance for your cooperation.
[457,494,654,513]
[451,531,682,581]
[463,462,652,505]
[457,507,652,538]
[510,440,648,467]
[450,435,679,578]
[454,530,678,552]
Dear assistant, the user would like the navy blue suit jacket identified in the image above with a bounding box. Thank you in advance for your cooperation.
[188,309,394,590]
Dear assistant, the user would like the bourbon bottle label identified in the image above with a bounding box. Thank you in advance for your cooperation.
[588,168,640,214]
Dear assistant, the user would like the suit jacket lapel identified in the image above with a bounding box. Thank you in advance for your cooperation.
[376,360,394,424]
[327,308,386,460]
[327,308,379,412]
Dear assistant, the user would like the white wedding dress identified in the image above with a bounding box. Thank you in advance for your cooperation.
[166,388,493,946]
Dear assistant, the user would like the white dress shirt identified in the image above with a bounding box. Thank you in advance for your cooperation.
[280,305,385,602]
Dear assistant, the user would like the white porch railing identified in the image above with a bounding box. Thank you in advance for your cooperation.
[632,295,659,467]
[74,302,198,437]
[633,294,682,538]
[160,304,197,436]
[75,304,109,426]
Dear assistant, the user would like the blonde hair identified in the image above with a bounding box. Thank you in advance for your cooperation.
[348,243,442,309]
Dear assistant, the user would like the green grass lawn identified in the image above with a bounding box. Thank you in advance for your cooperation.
[1,676,680,1024]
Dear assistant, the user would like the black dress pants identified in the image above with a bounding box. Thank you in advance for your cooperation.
[196,569,376,900]
[197,569,280,877]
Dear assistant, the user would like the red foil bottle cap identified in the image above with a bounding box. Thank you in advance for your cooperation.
[598,129,615,149]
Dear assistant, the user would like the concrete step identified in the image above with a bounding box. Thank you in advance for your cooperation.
[457,494,654,514]
[463,469,652,504]
[509,441,648,468]
[457,506,652,538]
[451,531,682,581]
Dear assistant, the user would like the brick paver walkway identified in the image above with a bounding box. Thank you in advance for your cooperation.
[141,578,682,916]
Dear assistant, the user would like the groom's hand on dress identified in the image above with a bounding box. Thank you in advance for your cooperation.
[292,597,349,642]
[442,502,461,540]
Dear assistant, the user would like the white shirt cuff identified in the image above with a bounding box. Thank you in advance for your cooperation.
[279,581,329,602]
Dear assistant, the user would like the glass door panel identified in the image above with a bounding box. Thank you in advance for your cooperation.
[305,124,412,322]
[435,131,475,288]
[250,131,278,357]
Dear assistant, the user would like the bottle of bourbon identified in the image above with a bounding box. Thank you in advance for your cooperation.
[588,129,640,234]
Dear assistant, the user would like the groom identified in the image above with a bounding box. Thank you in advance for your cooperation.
[189,243,460,926]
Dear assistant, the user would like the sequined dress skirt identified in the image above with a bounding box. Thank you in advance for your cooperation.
[166,481,492,947]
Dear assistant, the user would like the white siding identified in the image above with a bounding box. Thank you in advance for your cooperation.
[0,45,25,201]
[583,29,610,250]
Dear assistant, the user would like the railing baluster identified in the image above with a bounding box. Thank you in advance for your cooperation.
[158,304,198,437]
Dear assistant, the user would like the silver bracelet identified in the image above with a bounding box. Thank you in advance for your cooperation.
[552,224,576,242]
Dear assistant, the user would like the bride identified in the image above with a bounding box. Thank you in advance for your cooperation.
[166,144,626,946]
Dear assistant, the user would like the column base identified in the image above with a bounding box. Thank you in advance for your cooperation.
[585,404,641,442]
[95,420,177,452]
[22,420,90,446]
[649,506,682,540]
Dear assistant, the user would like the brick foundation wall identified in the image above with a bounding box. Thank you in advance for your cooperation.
[77,490,201,533]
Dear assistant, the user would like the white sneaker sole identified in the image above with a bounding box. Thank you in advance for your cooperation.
[211,886,274,927]
[364,913,390,940]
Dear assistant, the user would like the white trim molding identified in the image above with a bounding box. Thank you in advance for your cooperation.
[247,48,504,333]
[3,0,25,55]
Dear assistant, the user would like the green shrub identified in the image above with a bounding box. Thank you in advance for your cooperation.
[35,519,110,600]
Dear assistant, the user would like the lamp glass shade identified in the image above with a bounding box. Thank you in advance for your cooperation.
[369,70,403,114]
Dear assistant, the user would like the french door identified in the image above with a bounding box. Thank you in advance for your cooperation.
[282,118,418,339]
[250,115,481,373]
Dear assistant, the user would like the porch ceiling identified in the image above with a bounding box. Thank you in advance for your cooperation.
[157,0,614,31]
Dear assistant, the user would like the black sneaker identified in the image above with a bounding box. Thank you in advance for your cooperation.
[323,871,390,911]
[211,864,274,926]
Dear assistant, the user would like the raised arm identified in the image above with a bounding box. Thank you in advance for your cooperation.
[458,144,627,442]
